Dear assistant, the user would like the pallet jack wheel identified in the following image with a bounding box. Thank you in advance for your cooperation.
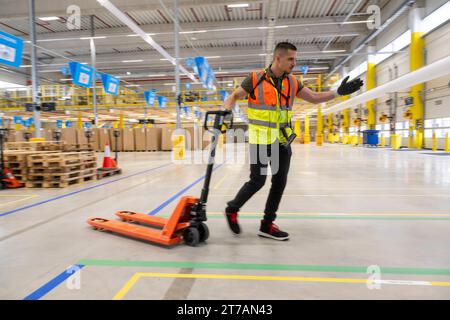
[198,223,209,242]
[183,227,200,246]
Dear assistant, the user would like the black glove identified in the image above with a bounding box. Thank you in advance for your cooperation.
[337,76,364,96]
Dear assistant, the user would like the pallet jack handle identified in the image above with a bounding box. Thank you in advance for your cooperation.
[199,110,233,204]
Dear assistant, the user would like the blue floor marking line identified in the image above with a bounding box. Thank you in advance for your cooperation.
[148,163,225,215]
[23,264,85,300]
[0,163,171,218]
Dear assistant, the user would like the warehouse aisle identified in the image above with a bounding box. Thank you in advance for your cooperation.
[1,144,450,300]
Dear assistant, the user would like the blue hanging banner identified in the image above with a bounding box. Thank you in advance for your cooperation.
[157,95,167,109]
[144,90,156,106]
[60,66,70,76]
[65,120,73,128]
[219,90,229,101]
[299,65,309,75]
[27,117,34,127]
[56,120,63,128]
[0,117,3,126]
[0,30,24,68]
[13,116,23,124]
[68,62,94,88]
[83,122,92,129]
[100,74,120,96]
[194,57,209,85]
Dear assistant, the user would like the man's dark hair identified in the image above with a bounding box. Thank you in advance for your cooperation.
[274,42,297,55]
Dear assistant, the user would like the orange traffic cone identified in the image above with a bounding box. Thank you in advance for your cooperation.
[2,168,24,188]
[102,142,117,169]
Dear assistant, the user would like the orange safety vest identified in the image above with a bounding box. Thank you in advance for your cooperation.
[247,70,297,144]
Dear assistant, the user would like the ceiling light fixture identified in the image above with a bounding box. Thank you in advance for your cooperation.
[227,3,249,8]
[80,36,107,40]
[38,16,60,21]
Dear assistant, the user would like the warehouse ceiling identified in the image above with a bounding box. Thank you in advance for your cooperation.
[0,0,399,92]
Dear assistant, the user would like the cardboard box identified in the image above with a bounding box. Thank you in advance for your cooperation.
[37,128,54,141]
[97,128,110,151]
[76,129,88,145]
[183,126,199,150]
[122,128,135,151]
[108,129,123,152]
[61,128,77,145]
[134,128,146,151]
[146,128,162,151]
[15,130,27,142]
[161,128,174,151]
[87,128,100,151]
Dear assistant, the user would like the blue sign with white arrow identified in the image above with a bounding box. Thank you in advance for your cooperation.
[101,74,120,96]
[68,62,94,88]
[158,95,167,109]
[144,90,156,106]
[0,30,24,68]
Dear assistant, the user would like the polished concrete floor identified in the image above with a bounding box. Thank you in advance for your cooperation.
[1,143,450,300]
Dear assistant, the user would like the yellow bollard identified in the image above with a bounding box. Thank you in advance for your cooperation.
[78,114,83,129]
[342,134,349,144]
[391,134,401,150]
[172,134,185,160]
[380,134,385,147]
[445,133,449,153]
[415,131,423,149]
[432,132,437,152]
[316,134,323,146]
[30,138,45,142]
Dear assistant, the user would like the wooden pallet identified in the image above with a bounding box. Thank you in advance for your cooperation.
[27,160,96,174]
[63,143,95,152]
[26,172,97,188]
[27,151,96,167]
[27,168,97,182]
[3,150,59,162]
[4,161,26,169]
[97,168,122,179]
[5,141,64,151]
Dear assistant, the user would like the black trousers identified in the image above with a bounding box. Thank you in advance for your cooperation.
[226,142,292,222]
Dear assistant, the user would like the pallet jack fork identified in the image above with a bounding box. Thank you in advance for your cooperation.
[87,110,233,247]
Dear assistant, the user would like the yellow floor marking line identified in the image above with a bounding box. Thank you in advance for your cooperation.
[0,195,39,208]
[113,272,450,300]
[112,273,142,300]
[213,174,228,190]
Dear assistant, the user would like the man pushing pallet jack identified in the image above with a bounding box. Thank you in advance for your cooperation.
[87,110,233,247]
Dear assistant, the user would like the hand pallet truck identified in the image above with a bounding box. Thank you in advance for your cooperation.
[87,110,233,247]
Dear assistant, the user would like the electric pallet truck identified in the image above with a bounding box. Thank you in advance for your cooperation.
[87,110,233,247]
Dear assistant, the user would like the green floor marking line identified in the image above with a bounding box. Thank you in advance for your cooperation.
[76,259,450,276]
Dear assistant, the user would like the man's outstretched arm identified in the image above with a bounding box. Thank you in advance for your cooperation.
[297,76,364,104]
[224,86,248,111]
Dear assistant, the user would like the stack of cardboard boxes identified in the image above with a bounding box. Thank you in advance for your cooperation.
[4,126,216,152]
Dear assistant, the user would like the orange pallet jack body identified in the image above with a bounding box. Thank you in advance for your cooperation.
[88,196,198,246]
[87,110,233,247]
